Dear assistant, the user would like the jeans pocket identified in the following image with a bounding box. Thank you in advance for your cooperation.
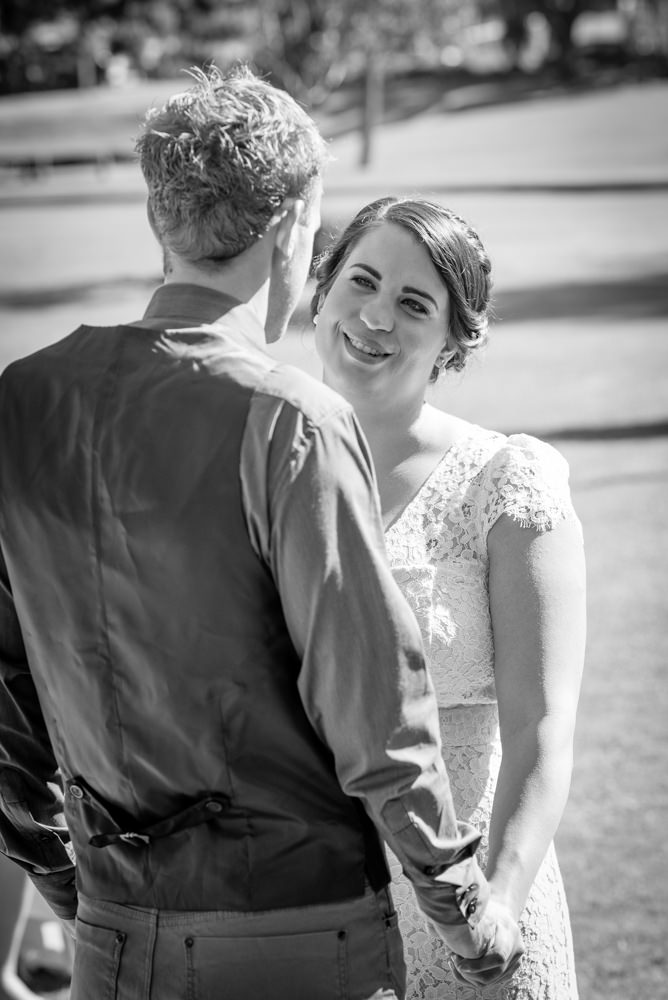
[71,919,126,1000]
[184,928,347,1000]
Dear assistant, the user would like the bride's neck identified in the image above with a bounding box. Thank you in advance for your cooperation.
[325,368,415,430]
[342,391,424,462]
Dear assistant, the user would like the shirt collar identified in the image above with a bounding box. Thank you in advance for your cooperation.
[141,284,265,343]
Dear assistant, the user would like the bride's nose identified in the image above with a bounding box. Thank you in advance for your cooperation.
[359,296,394,332]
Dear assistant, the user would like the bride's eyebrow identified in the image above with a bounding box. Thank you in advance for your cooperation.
[348,262,380,279]
[349,262,438,308]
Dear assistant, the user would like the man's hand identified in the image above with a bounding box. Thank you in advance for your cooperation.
[447,899,524,987]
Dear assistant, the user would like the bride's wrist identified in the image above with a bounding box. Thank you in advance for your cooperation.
[487,879,523,922]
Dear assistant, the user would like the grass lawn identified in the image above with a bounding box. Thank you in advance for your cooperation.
[556,438,668,1000]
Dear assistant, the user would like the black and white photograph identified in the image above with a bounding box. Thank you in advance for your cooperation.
[1,3,666,998]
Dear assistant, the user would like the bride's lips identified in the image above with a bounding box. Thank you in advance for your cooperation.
[342,330,393,364]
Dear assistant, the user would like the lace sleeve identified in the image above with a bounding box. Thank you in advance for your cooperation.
[476,433,577,538]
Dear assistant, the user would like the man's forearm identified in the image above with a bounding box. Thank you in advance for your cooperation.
[379,800,491,945]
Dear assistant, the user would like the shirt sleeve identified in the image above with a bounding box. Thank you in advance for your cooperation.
[240,374,490,931]
[0,544,78,920]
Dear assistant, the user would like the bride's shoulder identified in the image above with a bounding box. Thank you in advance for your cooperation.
[435,414,503,463]
[487,432,570,481]
[475,432,576,533]
[424,409,487,453]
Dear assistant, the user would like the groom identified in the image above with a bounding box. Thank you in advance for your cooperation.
[0,66,522,997]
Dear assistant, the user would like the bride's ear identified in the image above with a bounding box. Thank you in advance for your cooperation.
[434,341,457,371]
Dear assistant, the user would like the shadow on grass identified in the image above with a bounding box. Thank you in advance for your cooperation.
[541,419,668,442]
[490,419,668,448]
[494,273,668,321]
[0,276,159,308]
[4,176,666,212]
[6,273,666,325]
[0,188,147,209]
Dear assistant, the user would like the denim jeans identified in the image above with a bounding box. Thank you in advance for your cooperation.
[71,885,405,1000]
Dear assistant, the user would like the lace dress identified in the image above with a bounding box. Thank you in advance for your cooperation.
[385,426,580,1000]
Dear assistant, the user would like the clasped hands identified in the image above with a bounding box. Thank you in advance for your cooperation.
[438,898,525,988]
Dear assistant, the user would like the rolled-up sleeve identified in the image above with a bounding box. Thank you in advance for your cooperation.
[241,379,489,930]
[0,545,77,920]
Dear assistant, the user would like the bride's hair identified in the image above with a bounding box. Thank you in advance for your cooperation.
[311,196,492,379]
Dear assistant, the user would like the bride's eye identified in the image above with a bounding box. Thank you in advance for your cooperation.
[350,273,374,289]
[403,297,429,315]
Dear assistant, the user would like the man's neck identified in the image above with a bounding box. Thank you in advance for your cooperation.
[163,245,272,341]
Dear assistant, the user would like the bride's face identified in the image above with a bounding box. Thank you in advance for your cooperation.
[314,222,450,403]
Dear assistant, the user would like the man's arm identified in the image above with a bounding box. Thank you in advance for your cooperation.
[0,544,78,921]
[242,386,522,971]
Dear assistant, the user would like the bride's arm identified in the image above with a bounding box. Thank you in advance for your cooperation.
[484,512,586,919]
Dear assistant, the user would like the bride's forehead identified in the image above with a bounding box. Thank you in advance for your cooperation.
[345,224,445,290]
[350,223,429,264]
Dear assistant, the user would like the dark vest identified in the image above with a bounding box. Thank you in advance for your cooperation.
[0,323,389,910]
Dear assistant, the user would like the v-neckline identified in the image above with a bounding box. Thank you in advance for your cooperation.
[384,425,483,534]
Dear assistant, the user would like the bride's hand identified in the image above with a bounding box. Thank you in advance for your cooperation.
[448,898,524,987]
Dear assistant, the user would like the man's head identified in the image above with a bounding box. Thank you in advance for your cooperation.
[135,64,327,270]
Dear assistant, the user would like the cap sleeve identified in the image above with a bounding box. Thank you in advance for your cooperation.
[477,433,577,538]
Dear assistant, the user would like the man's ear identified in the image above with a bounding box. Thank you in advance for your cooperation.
[273,198,305,257]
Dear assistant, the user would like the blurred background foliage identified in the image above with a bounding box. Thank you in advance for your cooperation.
[1,0,667,99]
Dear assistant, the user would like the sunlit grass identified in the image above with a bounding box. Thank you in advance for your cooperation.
[557,439,668,1000]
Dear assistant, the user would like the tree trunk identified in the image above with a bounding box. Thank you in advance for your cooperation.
[360,49,384,167]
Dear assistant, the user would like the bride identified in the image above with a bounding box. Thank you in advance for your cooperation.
[311,196,586,998]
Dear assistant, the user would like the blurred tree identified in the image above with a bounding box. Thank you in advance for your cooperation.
[541,0,584,67]
[1,0,126,90]
[498,0,533,67]
[0,0,469,95]
[249,0,463,162]
[0,0,234,91]
[252,0,354,102]
[251,0,464,102]
[496,0,592,71]
[0,0,134,38]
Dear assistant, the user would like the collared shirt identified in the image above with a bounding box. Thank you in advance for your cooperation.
[0,284,487,929]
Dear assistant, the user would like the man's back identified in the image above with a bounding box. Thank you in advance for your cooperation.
[0,303,389,911]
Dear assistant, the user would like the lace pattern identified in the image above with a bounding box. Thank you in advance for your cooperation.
[385,427,579,998]
[385,428,578,708]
